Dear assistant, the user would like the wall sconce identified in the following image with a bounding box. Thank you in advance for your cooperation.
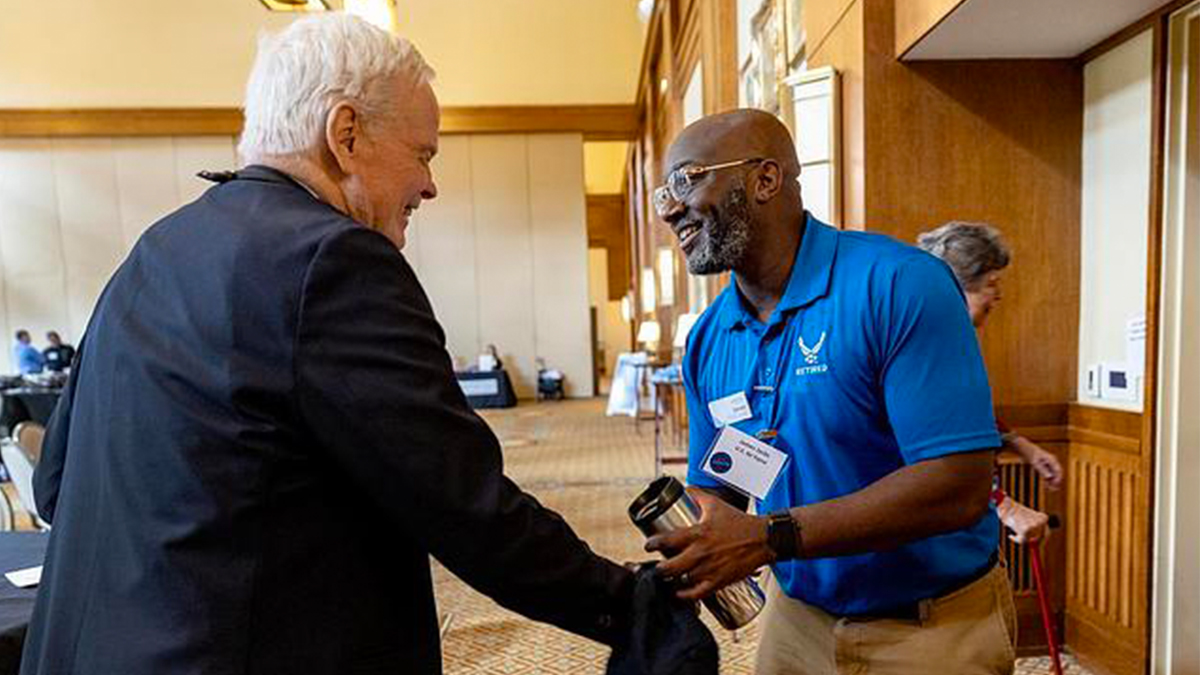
[258,0,331,12]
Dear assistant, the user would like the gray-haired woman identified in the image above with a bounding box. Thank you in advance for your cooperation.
[918,221,1064,544]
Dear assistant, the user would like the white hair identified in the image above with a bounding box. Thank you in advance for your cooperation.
[238,13,435,162]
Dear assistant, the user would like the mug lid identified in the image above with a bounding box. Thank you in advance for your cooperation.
[628,475,684,527]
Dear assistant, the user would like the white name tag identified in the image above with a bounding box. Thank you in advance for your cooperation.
[701,426,789,500]
[707,392,752,428]
[5,565,41,588]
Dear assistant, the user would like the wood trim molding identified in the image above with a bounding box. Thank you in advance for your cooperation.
[440,105,638,140]
[0,105,639,140]
[0,108,244,137]
[1078,0,1195,63]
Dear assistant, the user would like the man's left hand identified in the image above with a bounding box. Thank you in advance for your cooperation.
[644,489,774,600]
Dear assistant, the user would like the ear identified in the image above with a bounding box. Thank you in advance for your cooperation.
[752,160,784,204]
[325,101,361,172]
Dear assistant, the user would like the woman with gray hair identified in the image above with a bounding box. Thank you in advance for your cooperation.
[918,221,1063,544]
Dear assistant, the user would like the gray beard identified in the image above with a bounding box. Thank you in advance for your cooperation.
[685,187,753,275]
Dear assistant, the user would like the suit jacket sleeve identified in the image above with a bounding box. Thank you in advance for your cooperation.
[33,338,82,523]
[293,228,632,643]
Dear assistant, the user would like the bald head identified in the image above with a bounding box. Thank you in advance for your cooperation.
[657,109,806,278]
[666,109,800,181]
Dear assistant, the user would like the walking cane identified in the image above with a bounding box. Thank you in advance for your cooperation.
[1028,515,1064,675]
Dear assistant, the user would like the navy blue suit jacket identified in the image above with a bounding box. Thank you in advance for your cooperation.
[21,166,631,675]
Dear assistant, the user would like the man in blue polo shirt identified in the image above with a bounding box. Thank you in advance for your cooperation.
[646,110,1014,674]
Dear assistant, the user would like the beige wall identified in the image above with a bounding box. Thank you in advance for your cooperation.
[405,133,593,398]
[0,133,594,397]
[1078,29,1153,410]
[0,136,237,370]
[0,0,643,108]
[584,142,629,195]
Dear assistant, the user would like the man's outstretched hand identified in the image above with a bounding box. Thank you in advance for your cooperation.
[644,489,774,601]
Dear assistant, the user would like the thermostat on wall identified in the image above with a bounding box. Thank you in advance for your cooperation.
[1100,362,1138,402]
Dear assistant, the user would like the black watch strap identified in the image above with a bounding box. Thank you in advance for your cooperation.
[767,511,801,561]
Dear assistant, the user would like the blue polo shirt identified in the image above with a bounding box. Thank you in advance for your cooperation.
[683,214,1001,616]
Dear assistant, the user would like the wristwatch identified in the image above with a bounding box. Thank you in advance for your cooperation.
[766,511,802,561]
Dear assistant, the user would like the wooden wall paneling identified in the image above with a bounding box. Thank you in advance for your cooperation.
[1137,19,1168,673]
[586,194,631,301]
[409,135,480,368]
[470,135,537,397]
[527,133,593,397]
[996,402,1069,654]
[858,0,1082,406]
[894,0,968,59]
[1066,405,1148,675]
[805,0,861,62]
[803,0,866,228]
[701,0,742,113]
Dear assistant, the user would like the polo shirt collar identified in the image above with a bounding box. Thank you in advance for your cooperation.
[718,212,838,330]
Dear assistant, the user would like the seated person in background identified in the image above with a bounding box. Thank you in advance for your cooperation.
[917,221,1064,544]
[42,331,75,372]
[12,330,44,375]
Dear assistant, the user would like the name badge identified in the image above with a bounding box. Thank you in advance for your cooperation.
[701,426,789,500]
[707,392,752,428]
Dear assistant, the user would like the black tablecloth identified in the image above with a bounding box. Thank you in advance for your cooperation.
[456,370,517,409]
[0,532,48,675]
[0,390,60,436]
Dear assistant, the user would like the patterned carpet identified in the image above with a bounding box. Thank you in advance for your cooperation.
[433,399,1092,675]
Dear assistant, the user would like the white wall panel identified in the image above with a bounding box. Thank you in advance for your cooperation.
[115,138,181,246]
[174,137,236,205]
[411,135,480,368]
[5,272,69,363]
[0,140,66,277]
[528,134,592,396]
[53,139,126,280]
[1078,30,1153,410]
[0,133,594,392]
[471,135,537,397]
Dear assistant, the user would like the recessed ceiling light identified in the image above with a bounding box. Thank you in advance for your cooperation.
[258,0,330,12]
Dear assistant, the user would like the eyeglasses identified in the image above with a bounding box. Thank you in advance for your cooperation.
[653,157,765,217]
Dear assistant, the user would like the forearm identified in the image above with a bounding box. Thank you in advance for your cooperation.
[789,450,994,559]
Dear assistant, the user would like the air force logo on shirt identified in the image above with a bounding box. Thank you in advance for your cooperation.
[795,331,829,376]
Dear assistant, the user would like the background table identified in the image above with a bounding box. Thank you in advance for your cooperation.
[0,532,49,674]
[455,370,517,409]
[0,390,60,437]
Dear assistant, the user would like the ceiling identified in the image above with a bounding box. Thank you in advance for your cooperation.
[904,0,1170,60]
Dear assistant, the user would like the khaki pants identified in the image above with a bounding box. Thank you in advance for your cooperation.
[755,564,1017,675]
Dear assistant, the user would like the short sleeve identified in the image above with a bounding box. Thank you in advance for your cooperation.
[876,255,1001,463]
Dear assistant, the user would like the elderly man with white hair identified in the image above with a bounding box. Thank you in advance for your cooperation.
[20,14,637,675]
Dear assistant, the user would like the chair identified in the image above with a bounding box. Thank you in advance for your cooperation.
[0,487,15,531]
[13,421,44,464]
[2,427,48,530]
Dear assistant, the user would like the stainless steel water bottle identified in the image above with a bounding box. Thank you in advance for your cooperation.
[628,476,766,629]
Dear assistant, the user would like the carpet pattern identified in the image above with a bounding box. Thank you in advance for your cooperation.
[433,399,1091,675]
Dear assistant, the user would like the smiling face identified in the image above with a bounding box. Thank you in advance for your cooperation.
[659,151,762,275]
[339,79,440,250]
[671,181,755,275]
[657,110,802,277]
